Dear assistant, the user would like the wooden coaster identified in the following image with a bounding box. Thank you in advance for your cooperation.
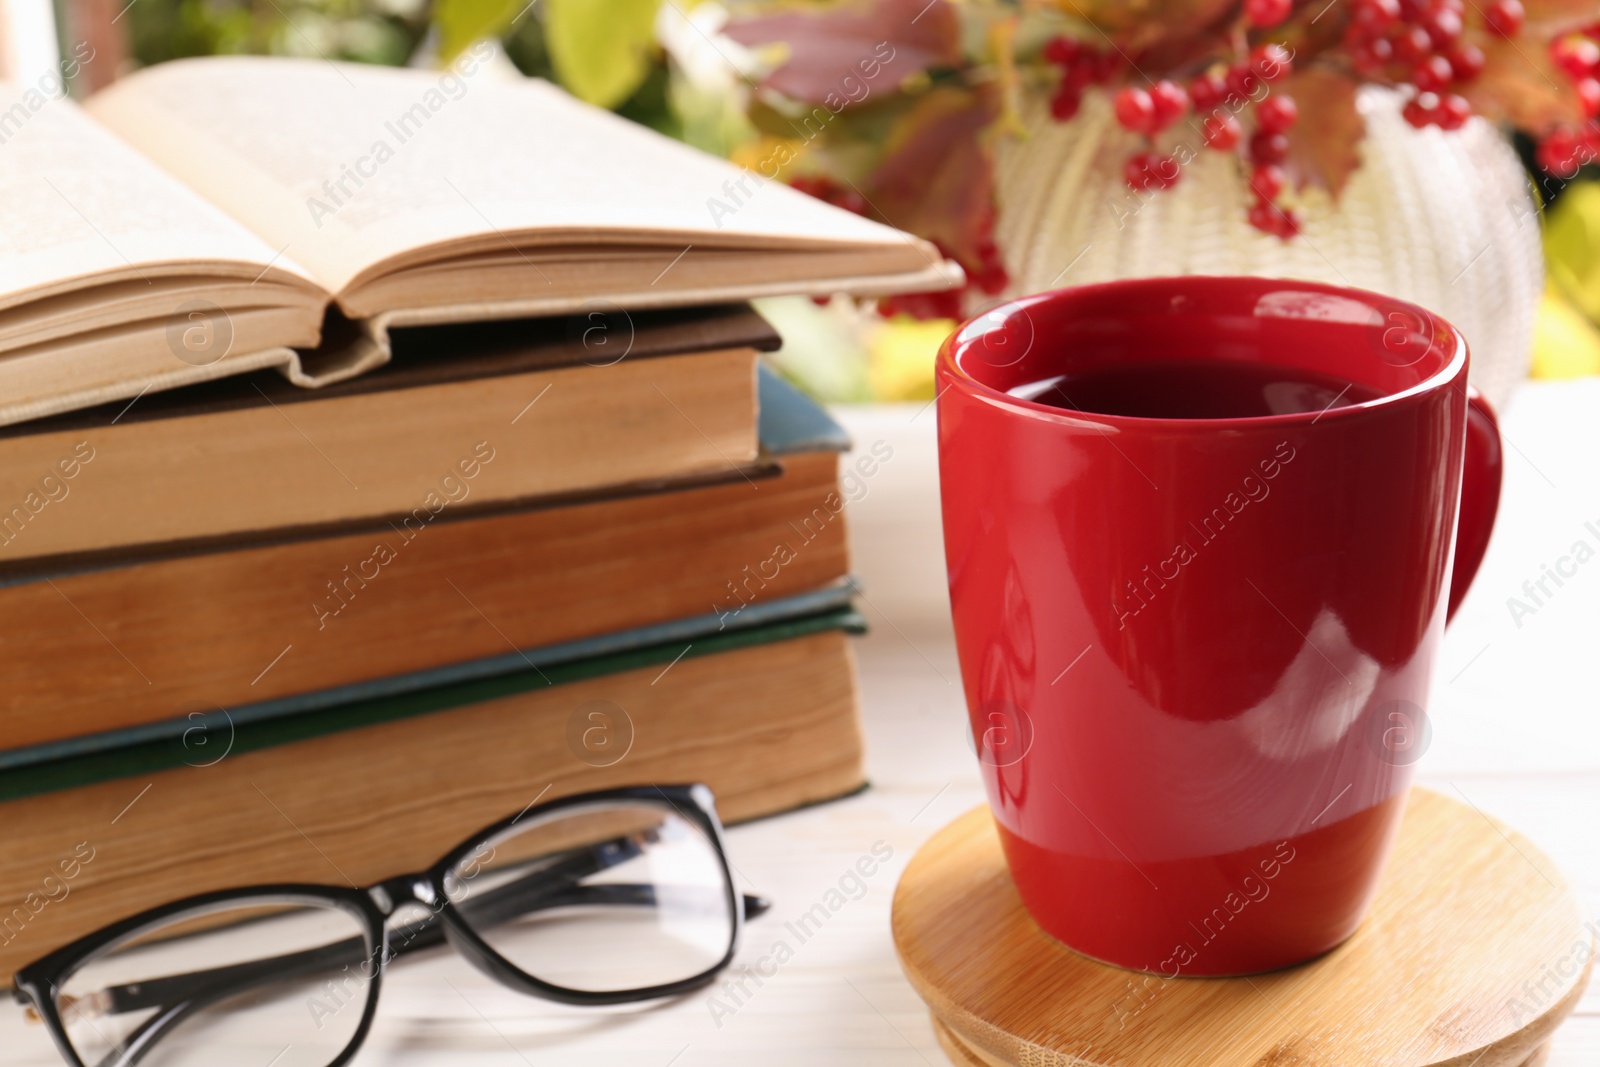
[894,788,1591,1066]
[929,1016,1551,1067]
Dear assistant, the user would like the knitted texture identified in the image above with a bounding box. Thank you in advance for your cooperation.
[993,86,1542,410]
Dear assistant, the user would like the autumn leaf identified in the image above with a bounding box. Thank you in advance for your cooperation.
[1462,35,1585,135]
[1052,0,1238,55]
[723,0,962,105]
[987,12,1027,138]
[862,84,1001,266]
[1522,0,1600,35]
[1282,67,1364,199]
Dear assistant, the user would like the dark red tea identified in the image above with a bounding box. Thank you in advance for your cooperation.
[1009,359,1383,420]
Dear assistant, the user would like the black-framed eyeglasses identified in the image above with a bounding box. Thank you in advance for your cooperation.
[12,784,766,1067]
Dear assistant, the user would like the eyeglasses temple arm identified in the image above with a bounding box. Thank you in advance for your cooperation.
[69,842,768,1041]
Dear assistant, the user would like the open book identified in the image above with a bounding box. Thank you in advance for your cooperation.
[0,51,956,425]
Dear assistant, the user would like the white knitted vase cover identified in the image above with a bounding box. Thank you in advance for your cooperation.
[992,86,1542,411]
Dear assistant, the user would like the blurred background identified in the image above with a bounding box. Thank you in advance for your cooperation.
[6,0,1600,403]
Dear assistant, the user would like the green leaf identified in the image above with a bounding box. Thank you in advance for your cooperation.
[434,0,522,63]
[545,0,664,109]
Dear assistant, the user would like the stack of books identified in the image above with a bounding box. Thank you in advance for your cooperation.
[0,56,953,973]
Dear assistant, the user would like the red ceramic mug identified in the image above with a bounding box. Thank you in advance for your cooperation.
[937,277,1501,976]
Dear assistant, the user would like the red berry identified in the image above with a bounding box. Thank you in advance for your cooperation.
[1248,199,1282,234]
[1553,37,1600,81]
[1250,163,1287,200]
[1353,0,1400,35]
[1043,36,1080,66]
[1149,80,1190,129]
[1245,0,1292,28]
[1423,8,1463,50]
[1066,60,1100,90]
[1152,154,1182,189]
[1393,25,1434,63]
[1483,0,1524,39]
[1249,200,1301,239]
[789,175,839,200]
[1125,151,1160,190]
[1436,93,1472,130]
[1203,111,1243,149]
[1114,87,1157,132]
[1352,37,1395,75]
[1050,86,1082,121]
[1189,72,1227,112]
[1250,129,1291,164]
[1402,94,1438,127]
[1447,43,1485,82]
[1411,55,1455,92]
[1126,151,1182,191]
[1578,78,1600,118]
[1537,129,1582,174]
[835,190,868,215]
[1227,65,1263,103]
[970,260,1009,296]
[1256,94,1299,133]
[1250,43,1294,82]
[876,292,953,320]
[1090,50,1121,83]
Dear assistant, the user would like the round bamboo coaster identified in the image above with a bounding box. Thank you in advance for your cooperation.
[895,788,1591,1066]
[929,1015,1552,1067]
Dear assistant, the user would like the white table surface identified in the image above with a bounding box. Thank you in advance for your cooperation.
[6,380,1598,1065]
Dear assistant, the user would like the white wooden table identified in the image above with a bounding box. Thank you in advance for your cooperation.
[6,381,1597,1065]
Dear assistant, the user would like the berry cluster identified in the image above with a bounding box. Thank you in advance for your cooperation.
[1342,0,1479,131]
[1054,30,1302,238]
[788,175,1009,318]
[1539,22,1600,177]
[1035,0,1600,241]
[1043,35,1122,122]
[788,174,867,216]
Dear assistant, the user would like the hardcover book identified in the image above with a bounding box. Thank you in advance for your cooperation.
[0,54,955,425]
[0,607,867,976]
[0,367,855,752]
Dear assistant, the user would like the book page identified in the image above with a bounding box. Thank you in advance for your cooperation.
[0,82,318,303]
[85,55,941,298]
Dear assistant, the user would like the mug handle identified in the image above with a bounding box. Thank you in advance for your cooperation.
[1446,387,1503,622]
